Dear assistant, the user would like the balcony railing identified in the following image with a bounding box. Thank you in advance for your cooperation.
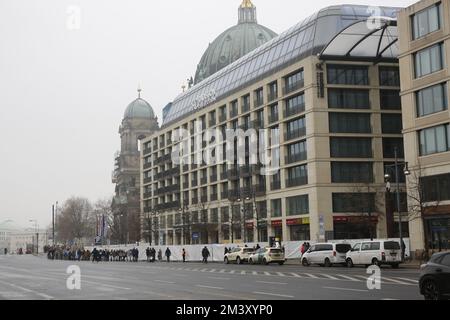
[285,127,306,141]
[192,197,199,205]
[155,201,181,211]
[183,164,189,172]
[285,152,307,164]
[228,189,239,200]
[250,120,264,130]
[286,176,308,188]
[253,184,266,197]
[283,80,304,95]
[284,103,305,118]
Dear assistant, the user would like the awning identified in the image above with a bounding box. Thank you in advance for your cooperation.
[320,17,398,62]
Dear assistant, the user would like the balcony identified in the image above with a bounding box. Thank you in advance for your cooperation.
[283,80,304,95]
[251,164,262,175]
[253,184,266,197]
[285,127,306,141]
[286,176,308,188]
[209,120,216,128]
[159,142,165,149]
[284,103,305,118]
[271,180,281,190]
[154,153,171,165]
[166,138,172,146]
[268,91,278,102]
[268,113,279,124]
[155,201,181,211]
[285,152,307,164]
[144,207,151,213]
[228,189,239,200]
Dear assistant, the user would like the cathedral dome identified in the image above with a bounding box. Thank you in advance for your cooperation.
[124,89,155,119]
[194,0,277,84]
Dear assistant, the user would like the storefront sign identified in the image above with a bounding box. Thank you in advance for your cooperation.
[286,218,310,226]
[334,216,378,223]
[271,220,282,227]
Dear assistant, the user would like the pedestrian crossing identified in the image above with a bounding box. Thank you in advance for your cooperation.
[153,265,419,286]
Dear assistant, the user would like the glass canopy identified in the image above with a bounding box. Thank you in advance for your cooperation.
[320,18,398,62]
[162,5,400,127]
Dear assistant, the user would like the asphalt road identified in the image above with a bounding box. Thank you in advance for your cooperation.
[0,255,423,300]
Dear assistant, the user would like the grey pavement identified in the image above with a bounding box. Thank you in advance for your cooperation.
[0,255,422,300]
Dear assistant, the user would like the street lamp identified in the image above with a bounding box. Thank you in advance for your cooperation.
[29,219,39,255]
[179,203,189,246]
[384,147,411,261]
[237,192,251,243]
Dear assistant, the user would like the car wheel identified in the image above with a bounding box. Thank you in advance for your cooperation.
[302,258,310,267]
[236,257,241,265]
[324,258,332,268]
[392,263,400,269]
[346,258,354,268]
[278,262,284,266]
[372,258,381,267]
[423,279,441,301]
[224,257,229,265]
[263,258,269,265]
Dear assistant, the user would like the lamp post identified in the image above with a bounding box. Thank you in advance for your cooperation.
[179,203,189,246]
[237,192,251,243]
[29,219,39,255]
[384,147,410,261]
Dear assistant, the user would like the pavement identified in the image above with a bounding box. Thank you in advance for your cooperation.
[0,254,423,300]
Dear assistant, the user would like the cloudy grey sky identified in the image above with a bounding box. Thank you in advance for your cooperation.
[0,0,416,229]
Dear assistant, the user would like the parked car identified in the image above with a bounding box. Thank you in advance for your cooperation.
[301,243,352,267]
[248,247,286,265]
[419,252,450,300]
[346,240,402,268]
[224,247,255,264]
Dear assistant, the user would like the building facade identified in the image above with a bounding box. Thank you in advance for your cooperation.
[399,0,450,253]
[141,5,406,246]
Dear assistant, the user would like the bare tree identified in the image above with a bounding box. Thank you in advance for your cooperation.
[57,197,94,244]
[93,197,117,243]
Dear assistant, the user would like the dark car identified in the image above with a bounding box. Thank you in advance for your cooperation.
[419,252,450,300]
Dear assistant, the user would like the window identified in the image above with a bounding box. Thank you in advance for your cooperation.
[416,83,448,117]
[271,199,282,217]
[287,140,307,163]
[412,3,442,40]
[269,104,279,123]
[331,162,373,183]
[286,165,308,187]
[255,88,264,107]
[285,93,305,117]
[330,137,372,158]
[329,113,371,133]
[383,138,405,158]
[286,117,306,140]
[380,90,401,110]
[381,114,403,134]
[284,69,304,94]
[333,193,376,213]
[419,124,450,156]
[286,195,309,216]
[328,89,370,109]
[421,173,450,202]
[415,43,444,78]
[268,81,278,101]
[242,94,250,112]
[327,65,369,85]
[379,67,400,86]
[230,100,238,118]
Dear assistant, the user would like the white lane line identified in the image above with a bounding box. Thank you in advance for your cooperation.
[253,291,294,299]
[196,285,224,290]
[154,280,176,284]
[290,272,302,278]
[353,275,370,281]
[324,287,369,293]
[241,271,246,275]
[320,274,339,280]
[252,271,258,276]
[200,268,209,272]
[192,268,199,271]
[264,271,272,276]
[0,280,54,300]
[276,272,286,277]
[382,277,415,285]
[208,277,231,281]
[304,273,319,279]
[209,269,217,273]
[336,274,361,281]
[83,280,131,290]
[229,270,236,274]
[393,277,419,284]
[256,281,288,285]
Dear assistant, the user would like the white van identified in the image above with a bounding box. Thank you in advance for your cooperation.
[301,243,352,267]
[346,240,402,269]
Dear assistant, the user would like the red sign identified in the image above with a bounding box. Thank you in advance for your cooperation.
[271,220,282,227]
[286,219,302,226]
[334,216,378,223]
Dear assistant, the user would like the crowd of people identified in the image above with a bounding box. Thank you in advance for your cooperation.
[44,245,142,262]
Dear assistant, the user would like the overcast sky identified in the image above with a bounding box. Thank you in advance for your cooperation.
[0,0,416,229]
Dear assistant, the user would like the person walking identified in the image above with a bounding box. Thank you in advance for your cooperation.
[165,248,171,263]
[146,247,151,262]
[202,246,210,264]
[182,248,186,263]
[158,249,162,262]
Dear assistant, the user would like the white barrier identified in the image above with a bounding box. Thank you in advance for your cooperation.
[85,238,411,262]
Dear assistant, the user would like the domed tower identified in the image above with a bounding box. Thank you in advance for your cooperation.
[194,0,277,84]
[111,88,159,244]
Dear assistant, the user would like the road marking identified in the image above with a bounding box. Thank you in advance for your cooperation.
[252,271,258,276]
[229,270,236,274]
[256,281,288,285]
[154,280,175,284]
[324,287,369,293]
[208,277,231,281]
[337,274,360,281]
[290,272,302,278]
[304,273,319,279]
[382,277,414,285]
[393,277,419,284]
[196,285,224,290]
[253,291,294,299]
[320,274,339,280]
[276,272,286,277]
[241,271,246,275]
[219,269,226,273]
[192,268,199,271]
[209,269,217,273]
[264,271,272,276]
[83,280,131,290]
[200,268,209,272]
[0,280,54,300]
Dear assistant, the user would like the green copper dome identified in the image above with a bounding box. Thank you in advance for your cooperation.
[124,90,155,119]
[194,0,277,84]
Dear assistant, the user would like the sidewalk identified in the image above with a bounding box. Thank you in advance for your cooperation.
[285,259,421,269]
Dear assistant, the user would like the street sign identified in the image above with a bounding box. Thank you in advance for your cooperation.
[192,232,200,240]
